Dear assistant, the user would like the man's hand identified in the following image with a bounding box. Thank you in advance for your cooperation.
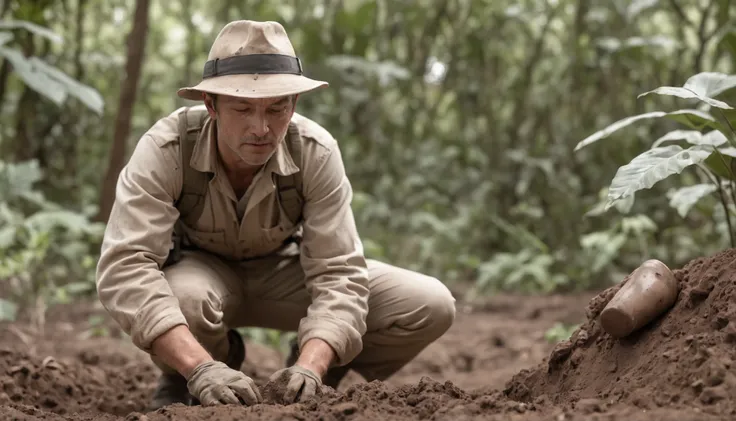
[151,325,261,406]
[267,365,322,403]
[186,360,262,406]
[264,338,335,403]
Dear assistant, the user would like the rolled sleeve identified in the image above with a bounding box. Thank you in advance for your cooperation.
[297,139,370,366]
[95,134,186,353]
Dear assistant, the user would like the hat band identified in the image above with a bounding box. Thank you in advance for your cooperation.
[203,54,303,78]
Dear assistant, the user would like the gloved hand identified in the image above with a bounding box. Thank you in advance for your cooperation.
[266,365,322,403]
[186,360,263,406]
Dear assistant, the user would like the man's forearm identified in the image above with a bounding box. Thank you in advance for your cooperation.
[151,325,213,378]
[295,338,337,378]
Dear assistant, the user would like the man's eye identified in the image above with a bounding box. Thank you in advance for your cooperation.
[234,108,250,113]
[269,107,286,113]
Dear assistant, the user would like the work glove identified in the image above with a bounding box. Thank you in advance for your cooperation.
[186,360,263,406]
[266,365,322,404]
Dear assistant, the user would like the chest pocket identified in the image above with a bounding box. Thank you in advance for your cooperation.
[180,223,228,256]
[258,192,299,249]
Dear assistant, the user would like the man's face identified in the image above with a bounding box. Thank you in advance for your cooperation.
[204,93,297,170]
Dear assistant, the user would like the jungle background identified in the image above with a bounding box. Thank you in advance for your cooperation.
[1,0,736,341]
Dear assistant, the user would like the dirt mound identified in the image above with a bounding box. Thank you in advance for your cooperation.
[139,377,531,421]
[0,345,157,417]
[0,294,593,420]
[6,263,736,421]
[506,247,736,419]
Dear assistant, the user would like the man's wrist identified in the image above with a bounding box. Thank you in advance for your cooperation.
[295,338,336,378]
[151,325,214,378]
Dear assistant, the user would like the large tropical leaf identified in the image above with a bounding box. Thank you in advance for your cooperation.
[0,46,66,105]
[653,130,728,148]
[663,109,723,131]
[605,144,712,208]
[638,72,736,109]
[668,183,718,218]
[704,146,736,180]
[652,130,703,147]
[0,31,11,46]
[0,20,62,44]
[574,111,666,151]
[574,110,721,151]
[0,49,103,113]
[596,36,678,53]
[626,0,658,20]
[28,57,104,114]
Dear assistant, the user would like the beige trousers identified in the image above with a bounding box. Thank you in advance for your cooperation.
[152,248,456,382]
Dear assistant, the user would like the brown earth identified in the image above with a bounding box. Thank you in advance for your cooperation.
[2,248,736,420]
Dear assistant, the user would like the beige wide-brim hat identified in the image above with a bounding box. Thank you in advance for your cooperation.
[177,20,328,100]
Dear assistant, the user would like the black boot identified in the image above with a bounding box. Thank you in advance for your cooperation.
[149,329,247,409]
[285,338,349,389]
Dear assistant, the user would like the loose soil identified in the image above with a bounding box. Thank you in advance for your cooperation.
[2,248,736,420]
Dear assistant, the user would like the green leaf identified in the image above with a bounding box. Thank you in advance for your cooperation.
[668,183,718,218]
[626,0,658,20]
[24,210,102,235]
[606,145,712,209]
[704,147,736,180]
[639,86,732,109]
[664,109,722,131]
[613,193,635,214]
[27,57,104,114]
[574,109,723,151]
[654,129,728,148]
[652,130,703,147]
[0,31,12,46]
[597,35,678,52]
[0,46,67,105]
[638,72,736,109]
[684,72,736,98]
[574,111,666,151]
[0,20,62,44]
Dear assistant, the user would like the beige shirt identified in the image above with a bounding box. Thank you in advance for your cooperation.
[95,105,370,365]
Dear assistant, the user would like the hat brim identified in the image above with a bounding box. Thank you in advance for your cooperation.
[177,73,328,100]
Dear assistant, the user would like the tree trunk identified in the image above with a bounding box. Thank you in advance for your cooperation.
[0,0,15,113]
[96,0,151,222]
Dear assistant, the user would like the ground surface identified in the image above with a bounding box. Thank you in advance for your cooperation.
[1,248,735,420]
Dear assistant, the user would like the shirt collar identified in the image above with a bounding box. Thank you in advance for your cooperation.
[189,118,299,177]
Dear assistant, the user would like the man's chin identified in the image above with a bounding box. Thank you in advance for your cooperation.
[238,147,275,164]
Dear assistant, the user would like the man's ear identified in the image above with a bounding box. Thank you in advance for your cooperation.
[289,94,299,117]
[203,93,217,119]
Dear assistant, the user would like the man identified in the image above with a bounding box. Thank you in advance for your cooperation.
[95,20,455,409]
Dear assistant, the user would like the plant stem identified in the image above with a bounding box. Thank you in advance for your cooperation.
[714,174,736,247]
[716,109,736,147]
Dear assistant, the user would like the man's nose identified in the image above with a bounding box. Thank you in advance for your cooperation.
[248,115,269,137]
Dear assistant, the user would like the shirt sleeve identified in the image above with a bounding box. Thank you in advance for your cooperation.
[296,138,370,366]
[95,133,187,353]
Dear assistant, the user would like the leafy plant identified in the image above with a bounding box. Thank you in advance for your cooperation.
[575,72,736,247]
[0,160,104,328]
[0,20,104,114]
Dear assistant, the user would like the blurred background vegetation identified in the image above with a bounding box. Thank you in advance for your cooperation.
[1,0,736,328]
